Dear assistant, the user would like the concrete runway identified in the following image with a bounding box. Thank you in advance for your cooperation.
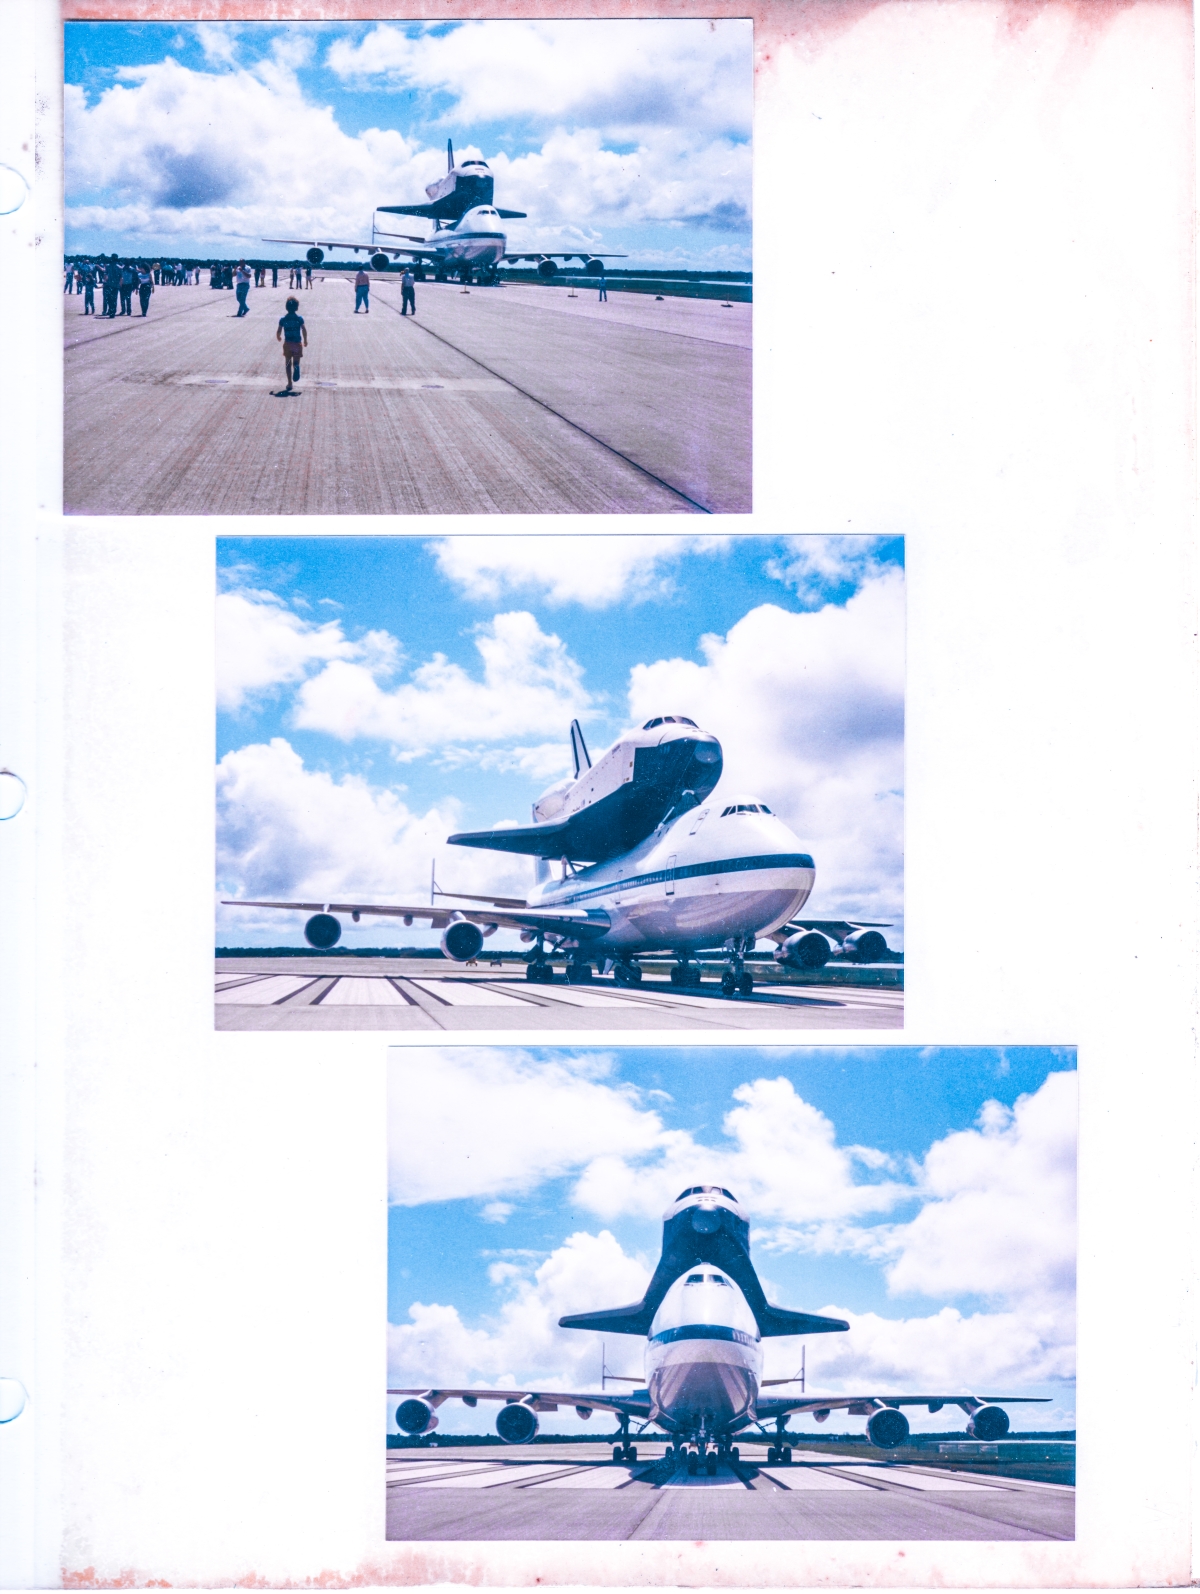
[214,957,904,1031]
[64,277,750,515]
[385,1444,1073,1542]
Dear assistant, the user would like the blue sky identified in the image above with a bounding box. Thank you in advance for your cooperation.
[65,19,752,267]
[215,535,905,948]
[387,1046,1077,1436]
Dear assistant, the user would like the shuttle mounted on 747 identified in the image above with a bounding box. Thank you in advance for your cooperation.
[265,139,626,286]
[223,715,894,996]
[388,1186,1046,1467]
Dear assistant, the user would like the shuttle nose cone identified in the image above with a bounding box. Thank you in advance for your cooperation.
[692,736,721,765]
[690,1207,722,1234]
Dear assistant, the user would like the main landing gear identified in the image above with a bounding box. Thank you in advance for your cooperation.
[612,1417,637,1462]
[766,1443,793,1465]
[565,959,594,984]
[525,937,556,983]
[669,961,702,989]
[612,961,643,987]
[720,967,754,999]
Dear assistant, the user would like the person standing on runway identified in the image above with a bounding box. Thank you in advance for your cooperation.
[81,261,96,315]
[597,269,608,302]
[400,266,416,316]
[235,260,252,316]
[137,263,153,316]
[102,257,120,317]
[118,261,136,316]
[276,295,307,393]
[354,267,370,313]
[305,265,313,289]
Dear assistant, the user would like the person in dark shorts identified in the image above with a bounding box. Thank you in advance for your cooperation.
[401,267,416,315]
[118,261,135,316]
[102,257,120,317]
[137,263,153,315]
[354,267,370,313]
[276,296,307,393]
[81,262,96,315]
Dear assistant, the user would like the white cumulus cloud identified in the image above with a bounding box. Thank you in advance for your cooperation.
[627,568,906,925]
[291,610,592,750]
[429,534,730,608]
[216,587,380,713]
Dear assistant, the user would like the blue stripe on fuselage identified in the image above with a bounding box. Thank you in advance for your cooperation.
[649,1325,760,1347]
[545,852,816,908]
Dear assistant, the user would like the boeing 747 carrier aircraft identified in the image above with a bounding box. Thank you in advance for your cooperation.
[223,717,893,995]
[389,1186,1045,1467]
[265,139,626,285]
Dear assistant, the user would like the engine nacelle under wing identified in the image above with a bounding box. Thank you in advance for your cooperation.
[966,1404,1011,1440]
[395,1398,438,1436]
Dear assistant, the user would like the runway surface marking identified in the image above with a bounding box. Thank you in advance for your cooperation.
[314,977,413,1007]
[531,1466,644,1490]
[755,1467,873,1491]
[213,974,321,1005]
[409,1463,580,1490]
[834,1464,1005,1492]
[173,374,512,392]
[493,283,752,349]
[407,979,536,1009]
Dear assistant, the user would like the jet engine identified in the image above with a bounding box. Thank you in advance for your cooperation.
[966,1405,1010,1441]
[395,1398,438,1436]
[370,253,391,272]
[866,1408,910,1449]
[441,921,485,962]
[843,928,888,963]
[583,258,605,276]
[495,1402,539,1444]
[306,247,325,265]
[537,260,558,278]
[304,913,342,949]
[776,930,831,969]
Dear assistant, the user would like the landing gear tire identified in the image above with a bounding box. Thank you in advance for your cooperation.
[706,1453,718,1476]
[613,962,641,986]
[738,972,754,997]
[687,1454,698,1475]
[767,1446,778,1465]
[612,1445,622,1462]
[526,960,554,983]
[782,1445,792,1464]
[671,963,701,988]
[566,961,593,984]
[721,970,737,997]
[626,1445,637,1462]
[730,1446,740,1461]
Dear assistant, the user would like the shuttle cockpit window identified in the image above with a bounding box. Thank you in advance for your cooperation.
[642,715,699,730]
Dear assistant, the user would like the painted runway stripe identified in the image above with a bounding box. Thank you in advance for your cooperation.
[314,977,414,1007]
[756,1466,873,1491]
[213,975,320,1006]
[409,1462,577,1489]
[529,1466,644,1490]
[407,980,533,1008]
[174,374,512,392]
[835,1464,1004,1492]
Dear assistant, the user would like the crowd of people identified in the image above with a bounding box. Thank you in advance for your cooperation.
[63,257,315,318]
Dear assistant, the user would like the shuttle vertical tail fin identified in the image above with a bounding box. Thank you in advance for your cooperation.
[447,139,454,171]
[570,720,592,779]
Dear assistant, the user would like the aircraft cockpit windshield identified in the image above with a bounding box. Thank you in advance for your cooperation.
[643,716,698,730]
[720,803,772,816]
[675,1185,737,1200]
[684,1272,730,1286]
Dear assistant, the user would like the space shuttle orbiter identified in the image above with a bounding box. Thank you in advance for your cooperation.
[559,1186,850,1340]
[448,716,723,863]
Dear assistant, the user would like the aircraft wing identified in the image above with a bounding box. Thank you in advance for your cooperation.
[261,237,439,260]
[755,1392,1050,1421]
[389,1386,652,1419]
[221,898,611,941]
[502,252,628,262]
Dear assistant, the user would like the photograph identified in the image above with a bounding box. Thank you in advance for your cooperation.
[385,1045,1076,1542]
[62,17,751,515]
[215,533,904,1031]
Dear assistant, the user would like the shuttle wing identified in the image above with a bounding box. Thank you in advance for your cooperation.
[755,1392,1049,1421]
[388,1386,652,1419]
[503,251,628,263]
[221,898,610,940]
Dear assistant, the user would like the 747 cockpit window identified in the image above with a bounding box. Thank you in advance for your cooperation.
[642,716,699,730]
[720,803,772,817]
